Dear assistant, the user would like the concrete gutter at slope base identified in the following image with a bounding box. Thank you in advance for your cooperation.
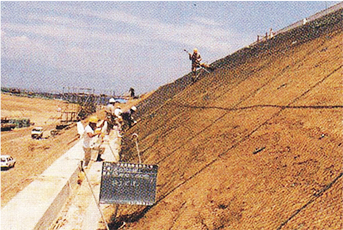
[1,140,83,230]
[1,131,120,230]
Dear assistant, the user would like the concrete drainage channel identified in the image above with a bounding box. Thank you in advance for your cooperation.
[1,130,120,230]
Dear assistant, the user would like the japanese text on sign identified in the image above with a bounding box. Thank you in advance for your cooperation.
[100,162,158,206]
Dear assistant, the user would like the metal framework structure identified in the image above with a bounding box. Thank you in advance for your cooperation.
[60,87,116,119]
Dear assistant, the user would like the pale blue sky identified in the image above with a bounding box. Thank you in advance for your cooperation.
[1,1,339,95]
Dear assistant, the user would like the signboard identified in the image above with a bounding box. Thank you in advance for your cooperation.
[99,162,158,205]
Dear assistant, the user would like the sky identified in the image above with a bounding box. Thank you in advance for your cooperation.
[1,1,340,95]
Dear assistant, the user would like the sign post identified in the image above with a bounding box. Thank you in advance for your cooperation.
[99,162,158,206]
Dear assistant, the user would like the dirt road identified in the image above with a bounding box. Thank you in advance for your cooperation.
[1,94,79,207]
[1,92,151,209]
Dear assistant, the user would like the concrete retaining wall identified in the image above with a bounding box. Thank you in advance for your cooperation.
[1,140,84,230]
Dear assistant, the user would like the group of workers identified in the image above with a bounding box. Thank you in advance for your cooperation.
[105,98,137,131]
[81,48,210,167]
[81,98,137,168]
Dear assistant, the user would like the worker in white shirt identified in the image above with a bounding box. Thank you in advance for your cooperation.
[114,106,123,137]
[83,116,100,168]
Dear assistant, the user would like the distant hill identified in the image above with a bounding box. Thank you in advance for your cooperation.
[112,7,342,229]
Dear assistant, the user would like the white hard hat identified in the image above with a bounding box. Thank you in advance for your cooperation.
[131,106,137,111]
[109,98,115,103]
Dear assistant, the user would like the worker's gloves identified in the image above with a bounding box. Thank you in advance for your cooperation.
[95,129,101,135]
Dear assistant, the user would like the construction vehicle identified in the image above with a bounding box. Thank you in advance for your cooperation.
[1,155,16,169]
[1,118,16,131]
[31,127,43,139]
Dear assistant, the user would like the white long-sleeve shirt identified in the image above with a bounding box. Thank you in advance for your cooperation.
[83,125,94,148]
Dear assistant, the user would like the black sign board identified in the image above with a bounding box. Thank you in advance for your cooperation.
[100,162,158,205]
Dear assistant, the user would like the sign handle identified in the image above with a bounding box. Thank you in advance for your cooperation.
[132,133,141,164]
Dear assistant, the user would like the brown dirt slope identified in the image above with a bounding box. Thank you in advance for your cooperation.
[110,10,342,229]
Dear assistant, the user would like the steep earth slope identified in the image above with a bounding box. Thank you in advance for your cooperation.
[106,9,342,229]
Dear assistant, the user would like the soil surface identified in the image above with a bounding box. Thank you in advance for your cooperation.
[1,94,80,207]
[1,9,342,230]
[1,92,152,209]
[106,10,342,229]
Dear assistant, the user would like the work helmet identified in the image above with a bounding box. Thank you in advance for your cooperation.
[89,116,98,124]
[109,98,115,103]
[131,106,137,111]
[193,48,198,53]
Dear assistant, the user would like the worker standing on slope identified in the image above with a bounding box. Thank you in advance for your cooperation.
[121,106,137,130]
[129,87,135,98]
[114,106,123,122]
[187,48,213,83]
[114,106,123,137]
[105,98,116,133]
[106,98,116,115]
[83,116,101,168]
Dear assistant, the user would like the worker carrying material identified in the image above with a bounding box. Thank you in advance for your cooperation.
[185,48,214,83]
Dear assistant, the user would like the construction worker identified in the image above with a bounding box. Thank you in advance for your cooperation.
[106,98,116,115]
[121,106,137,129]
[83,116,100,168]
[105,98,116,132]
[188,48,213,82]
[114,106,123,137]
[129,87,135,98]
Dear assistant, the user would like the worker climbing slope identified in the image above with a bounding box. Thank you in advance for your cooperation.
[186,48,214,83]
[121,106,137,130]
[105,98,122,136]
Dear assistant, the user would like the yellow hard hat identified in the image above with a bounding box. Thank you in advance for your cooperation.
[89,116,98,123]
[193,48,198,53]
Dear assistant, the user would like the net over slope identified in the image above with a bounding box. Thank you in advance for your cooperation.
[113,9,342,229]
